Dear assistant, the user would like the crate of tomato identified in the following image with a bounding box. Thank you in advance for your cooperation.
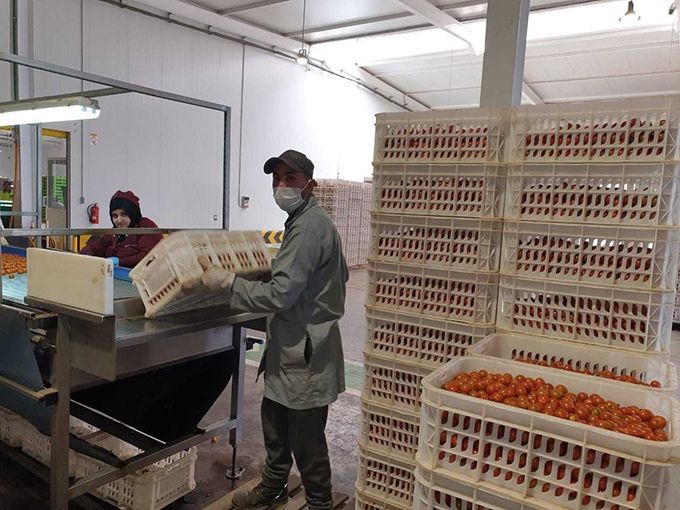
[417,357,680,510]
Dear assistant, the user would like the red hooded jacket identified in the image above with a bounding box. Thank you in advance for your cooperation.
[79,191,163,268]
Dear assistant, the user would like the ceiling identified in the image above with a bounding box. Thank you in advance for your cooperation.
[128,0,680,109]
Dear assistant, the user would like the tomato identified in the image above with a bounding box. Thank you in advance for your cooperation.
[637,408,653,422]
[649,415,667,430]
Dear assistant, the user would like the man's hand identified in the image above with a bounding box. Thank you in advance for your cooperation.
[201,265,236,292]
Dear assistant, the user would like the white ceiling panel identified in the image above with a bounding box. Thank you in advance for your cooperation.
[376,63,482,93]
[231,0,408,35]
[413,88,481,109]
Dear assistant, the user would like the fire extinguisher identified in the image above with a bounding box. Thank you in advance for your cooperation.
[87,203,100,224]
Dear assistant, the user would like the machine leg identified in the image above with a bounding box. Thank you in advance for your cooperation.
[50,316,71,510]
[225,325,246,480]
[225,444,245,480]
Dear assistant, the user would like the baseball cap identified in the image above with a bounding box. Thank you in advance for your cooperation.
[264,149,314,178]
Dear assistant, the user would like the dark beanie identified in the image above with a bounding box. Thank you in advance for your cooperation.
[110,190,142,227]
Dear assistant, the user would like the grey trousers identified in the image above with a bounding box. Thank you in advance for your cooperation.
[260,397,332,510]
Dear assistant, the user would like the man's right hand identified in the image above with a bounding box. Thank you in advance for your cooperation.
[201,265,236,292]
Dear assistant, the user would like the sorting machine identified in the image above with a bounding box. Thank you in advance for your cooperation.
[0,228,266,510]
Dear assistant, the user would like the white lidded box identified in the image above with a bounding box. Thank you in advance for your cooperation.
[372,164,506,219]
[370,213,503,272]
[497,275,674,353]
[501,221,680,291]
[374,108,507,164]
[364,307,494,369]
[367,261,499,326]
[130,230,270,318]
[418,357,680,510]
[356,443,416,509]
[470,333,677,393]
[504,163,680,227]
[508,97,680,164]
[360,399,421,463]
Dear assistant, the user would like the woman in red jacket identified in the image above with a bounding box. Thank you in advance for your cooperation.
[80,190,163,268]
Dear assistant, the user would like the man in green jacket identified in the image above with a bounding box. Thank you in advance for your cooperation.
[199,150,348,510]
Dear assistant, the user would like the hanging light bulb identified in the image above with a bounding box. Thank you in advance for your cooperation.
[296,48,309,66]
[619,1,641,25]
[296,0,309,66]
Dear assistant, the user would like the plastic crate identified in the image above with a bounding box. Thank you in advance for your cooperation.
[418,357,680,510]
[75,436,197,510]
[355,487,411,510]
[414,465,545,510]
[470,333,677,393]
[502,221,680,291]
[370,213,502,272]
[509,98,680,163]
[372,164,505,219]
[367,262,498,325]
[363,353,433,414]
[0,406,25,447]
[497,276,674,353]
[504,163,680,226]
[130,230,270,318]
[374,108,505,163]
[356,444,416,508]
[364,307,494,369]
[361,400,420,462]
[22,425,79,473]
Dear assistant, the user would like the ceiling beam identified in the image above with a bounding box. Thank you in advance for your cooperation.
[522,82,544,105]
[354,67,430,111]
[218,0,293,16]
[389,0,482,54]
[284,12,414,38]
[134,0,301,51]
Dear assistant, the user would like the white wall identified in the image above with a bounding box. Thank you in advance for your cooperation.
[18,0,401,230]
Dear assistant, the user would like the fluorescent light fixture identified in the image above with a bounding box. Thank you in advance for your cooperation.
[0,97,100,126]
[619,0,641,24]
[296,48,309,66]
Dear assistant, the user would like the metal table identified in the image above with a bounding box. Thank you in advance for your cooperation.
[0,281,266,510]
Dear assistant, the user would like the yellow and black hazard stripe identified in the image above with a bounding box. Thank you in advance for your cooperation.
[261,230,284,244]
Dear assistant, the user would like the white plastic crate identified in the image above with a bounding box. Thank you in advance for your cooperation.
[361,400,421,462]
[364,307,494,369]
[22,425,79,473]
[414,465,545,510]
[470,333,677,393]
[418,357,680,510]
[509,98,680,163]
[502,221,680,291]
[130,230,270,318]
[504,163,680,226]
[0,406,25,447]
[497,276,674,353]
[363,352,433,414]
[370,213,502,272]
[356,444,416,508]
[75,436,197,510]
[355,487,411,510]
[367,262,499,325]
[374,108,506,163]
[373,164,505,219]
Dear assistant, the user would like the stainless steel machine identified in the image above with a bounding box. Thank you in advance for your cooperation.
[0,230,266,510]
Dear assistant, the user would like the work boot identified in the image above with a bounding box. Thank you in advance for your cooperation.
[232,483,288,509]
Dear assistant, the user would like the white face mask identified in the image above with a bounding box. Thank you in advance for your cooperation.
[273,180,311,214]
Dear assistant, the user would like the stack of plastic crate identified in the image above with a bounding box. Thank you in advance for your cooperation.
[674,264,680,326]
[412,97,680,510]
[356,108,507,510]
[315,179,373,267]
